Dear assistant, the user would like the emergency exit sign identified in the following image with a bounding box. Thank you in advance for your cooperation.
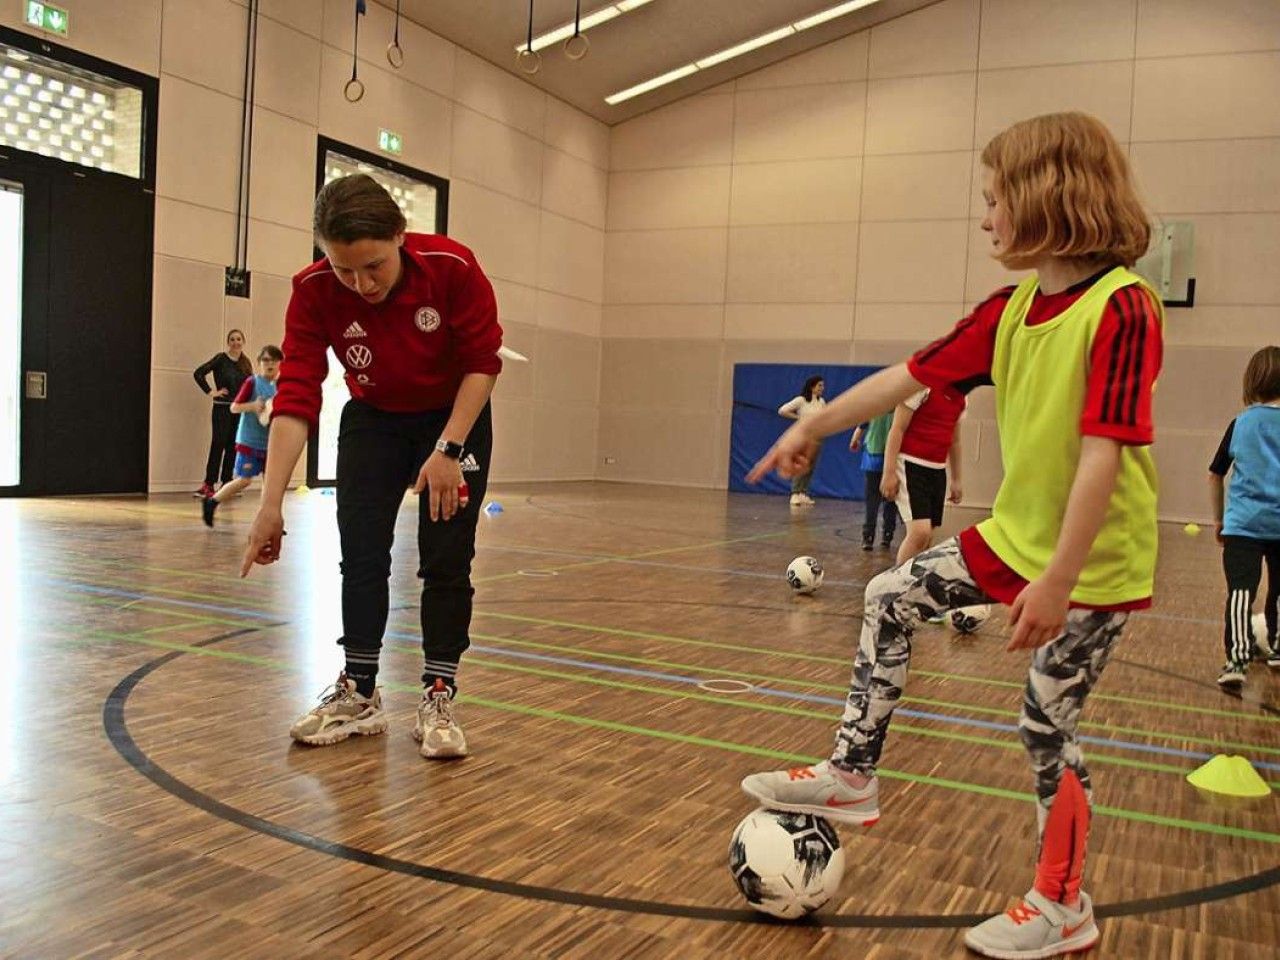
[24,1,69,36]
[378,128,403,155]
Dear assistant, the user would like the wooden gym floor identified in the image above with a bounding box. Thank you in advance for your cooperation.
[1,482,1277,959]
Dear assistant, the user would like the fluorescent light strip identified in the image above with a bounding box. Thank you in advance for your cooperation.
[794,0,881,31]
[515,0,657,54]
[606,0,882,105]
[695,26,795,70]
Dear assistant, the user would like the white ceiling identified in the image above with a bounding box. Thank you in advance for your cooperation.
[395,0,943,124]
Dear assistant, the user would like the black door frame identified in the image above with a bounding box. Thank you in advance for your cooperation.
[0,26,159,496]
[306,137,450,488]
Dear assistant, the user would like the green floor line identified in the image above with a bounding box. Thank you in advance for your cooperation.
[70,626,1280,845]
[56,564,1279,736]
[470,610,1280,725]
[462,654,1280,790]
[72,593,257,632]
[466,631,1280,757]
[472,529,787,584]
[57,568,1280,757]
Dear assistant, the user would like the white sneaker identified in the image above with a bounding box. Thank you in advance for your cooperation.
[790,494,805,507]
[740,761,879,826]
[289,672,388,746]
[799,494,816,506]
[963,889,1098,959]
[1217,663,1247,687]
[413,679,469,759]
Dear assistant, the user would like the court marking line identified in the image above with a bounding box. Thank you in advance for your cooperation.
[458,631,1280,756]
[458,653,1280,789]
[77,625,1280,844]
[29,495,1245,629]
[469,610,1280,725]
[104,637,1280,927]
[454,634,1280,769]
[48,575,1280,758]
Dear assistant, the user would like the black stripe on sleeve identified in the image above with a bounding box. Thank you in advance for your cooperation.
[1124,287,1152,427]
[1100,292,1132,425]
[913,287,1014,368]
[1110,287,1144,426]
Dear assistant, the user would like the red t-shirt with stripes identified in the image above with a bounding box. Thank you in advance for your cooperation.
[906,270,1164,611]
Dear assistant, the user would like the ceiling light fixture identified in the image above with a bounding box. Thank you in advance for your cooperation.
[606,0,881,105]
[514,0,656,55]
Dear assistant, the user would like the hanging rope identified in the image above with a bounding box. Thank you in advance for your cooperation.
[387,0,404,68]
[344,0,366,101]
[516,0,540,74]
[564,0,589,60]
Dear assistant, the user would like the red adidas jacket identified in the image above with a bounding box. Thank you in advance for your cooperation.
[273,233,503,428]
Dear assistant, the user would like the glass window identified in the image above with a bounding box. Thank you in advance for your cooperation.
[0,44,144,177]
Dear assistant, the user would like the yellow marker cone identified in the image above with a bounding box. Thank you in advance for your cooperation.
[1186,754,1271,798]
[1184,522,1201,535]
[296,483,310,494]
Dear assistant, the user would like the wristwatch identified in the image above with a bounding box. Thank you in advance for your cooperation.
[434,438,464,460]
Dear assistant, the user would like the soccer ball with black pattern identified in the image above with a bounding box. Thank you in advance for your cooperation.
[728,808,845,919]
[949,603,992,634]
[785,556,824,595]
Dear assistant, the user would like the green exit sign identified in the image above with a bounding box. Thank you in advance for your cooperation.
[378,128,403,155]
[24,1,69,36]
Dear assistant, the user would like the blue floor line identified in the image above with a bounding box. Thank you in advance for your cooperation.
[50,576,1279,772]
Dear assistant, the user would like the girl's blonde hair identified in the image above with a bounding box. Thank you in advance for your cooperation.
[981,112,1150,270]
[1243,345,1280,404]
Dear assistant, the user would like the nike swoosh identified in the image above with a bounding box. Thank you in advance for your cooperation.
[1062,917,1093,939]
[824,796,870,808]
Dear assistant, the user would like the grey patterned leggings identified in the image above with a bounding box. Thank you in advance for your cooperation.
[830,537,1128,817]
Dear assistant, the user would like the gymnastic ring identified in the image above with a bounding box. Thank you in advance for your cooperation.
[563,33,589,60]
[386,42,404,69]
[516,47,541,75]
[343,77,365,102]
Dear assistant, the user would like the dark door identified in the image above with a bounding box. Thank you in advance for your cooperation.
[2,160,153,495]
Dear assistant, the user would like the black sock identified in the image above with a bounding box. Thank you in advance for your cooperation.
[343,646,381,698]
[347,671,376,698]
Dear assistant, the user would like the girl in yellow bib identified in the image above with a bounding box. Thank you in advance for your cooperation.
[740,113,1163,960]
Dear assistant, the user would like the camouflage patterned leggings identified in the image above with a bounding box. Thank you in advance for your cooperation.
[830,537,1128,818]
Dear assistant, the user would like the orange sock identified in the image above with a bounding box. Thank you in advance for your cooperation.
[1034,769,1089,907]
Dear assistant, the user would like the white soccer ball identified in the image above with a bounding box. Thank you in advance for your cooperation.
[729,809,845,919]
[786,556,824,595]
[950,604,992,634]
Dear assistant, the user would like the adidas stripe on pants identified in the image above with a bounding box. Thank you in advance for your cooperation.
[1221,535,1280,666]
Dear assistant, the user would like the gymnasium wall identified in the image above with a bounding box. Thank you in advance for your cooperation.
[600,0,1280,522]
[1,0,608,491]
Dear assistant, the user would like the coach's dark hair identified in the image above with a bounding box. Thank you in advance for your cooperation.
[258,344,284,362]
[801,375,825,401]
[1243,345,1280,404]
[313,174,407,244]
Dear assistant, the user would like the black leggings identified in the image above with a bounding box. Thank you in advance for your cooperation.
[862,469,898,543]
[335,400,493,686]
[1221,536,1280,664]
[203,404,240,485]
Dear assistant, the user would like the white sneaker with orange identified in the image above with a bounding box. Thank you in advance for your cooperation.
[739,761,879,826]
[963,888,1098,959]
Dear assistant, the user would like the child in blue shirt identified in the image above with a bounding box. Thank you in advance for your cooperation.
[203,345,282,526]
[850,411,897,551]
[1208,345,1280,686]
